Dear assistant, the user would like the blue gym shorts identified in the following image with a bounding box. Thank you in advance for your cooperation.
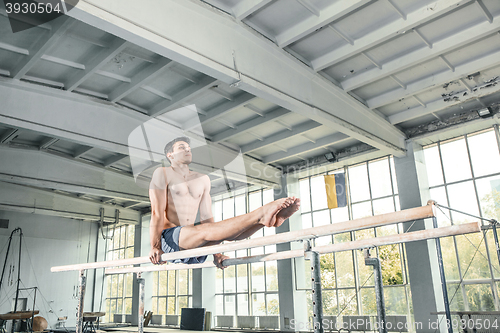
[160,226,208,264]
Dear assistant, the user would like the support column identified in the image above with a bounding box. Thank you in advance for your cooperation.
[393,141,447,333]
[192,266,216,328]
[275,175,308,331]
[76,270,86,333]
[137,273,145,333]
[131,220,143,325]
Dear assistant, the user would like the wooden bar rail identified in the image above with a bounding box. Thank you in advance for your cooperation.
[104,222,480,274]
[51,202,437,272]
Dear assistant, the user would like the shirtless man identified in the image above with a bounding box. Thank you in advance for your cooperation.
[149,137,300,269]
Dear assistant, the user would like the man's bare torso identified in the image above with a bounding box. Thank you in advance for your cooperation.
[161,167,207,229]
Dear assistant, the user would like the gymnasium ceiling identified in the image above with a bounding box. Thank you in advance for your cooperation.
[0,0,500,222]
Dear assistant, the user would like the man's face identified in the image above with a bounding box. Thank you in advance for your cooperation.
[168,141,192,164]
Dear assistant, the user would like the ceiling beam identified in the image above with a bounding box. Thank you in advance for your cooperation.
[263,132,350,164]
[38,137,59,150]
[342,17,500,92]
[0,78,281,187]
[109,57,174,102]
[148,75,218,117]
[388,77,500,125]
[212,107,288,142]
[66,0,406,156]
[183,93,256,130]
[0,146,149,203]
[0,129,19,144]
[232,0,272,21]
[310,0,470,71]
[0,181,140,224]
[11,17,75,79]
[103,154,129,167]
[296,0,319,16]
[66,38,128,91]
[73,146,94,158]
[276,0,371,47]
[367,48,500,109]
[241,120,321,154]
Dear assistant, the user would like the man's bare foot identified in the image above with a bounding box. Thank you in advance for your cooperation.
[274,197,301,227]
[259,198,292,227]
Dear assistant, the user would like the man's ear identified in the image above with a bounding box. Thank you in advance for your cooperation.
[166,152,173,161]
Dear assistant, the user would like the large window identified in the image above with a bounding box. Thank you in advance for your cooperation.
[151,269,193,320]
[214,189,279,317]
[423,127,500,311]
[105,225,135,323]
[298,157,411,321]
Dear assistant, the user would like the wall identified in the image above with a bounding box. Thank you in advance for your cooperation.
[0,210,99,329]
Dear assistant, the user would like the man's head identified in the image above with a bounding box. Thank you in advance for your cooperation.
[164,136,192,164]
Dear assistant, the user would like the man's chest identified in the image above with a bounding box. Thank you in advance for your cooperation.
[168,178,204,199]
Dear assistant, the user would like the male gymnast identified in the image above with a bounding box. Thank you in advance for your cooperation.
[149,137,300,269]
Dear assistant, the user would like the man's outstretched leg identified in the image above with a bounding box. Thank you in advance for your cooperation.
[178,197,294,250]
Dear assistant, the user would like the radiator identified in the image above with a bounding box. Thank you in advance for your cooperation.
[258,316,279,329]
[165,315,179,326]
[216,315,234,328]
[238,316,256,329]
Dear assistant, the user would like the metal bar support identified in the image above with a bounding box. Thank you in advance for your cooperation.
[492,224,500,274]
[138,273,145,333]
[304,240,323,333]
[76,270,86,333]
[433,217,452,333]
[364,249,387,333]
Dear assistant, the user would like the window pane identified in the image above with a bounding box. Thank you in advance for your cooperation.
[237,264,248,292]
[216,295,223,315]
[237,294,248,315]
[360,288,376,315]
[225,295,235,315]
[178,296,189,312]
[266,294,279,315]
[223,197,234,219]
[456,233,491,280]
[127,225,135,246]
[322,290,337,316]
[249,191,262,211]
[302,213,312,229]
[235,195,246,215]
[348,164,370,203]
[447,181,479,224]
[476,175,500,221]
[299,178,311,212]
[167,297,175,315]
[447,283,465,311]
[168,271,176,295]
[368,159,392,198]
[265,262,278,291]
[178,270,188,295]
[335,251,355,287]
[465,284,496,311]
[159,271,167,296]
[467,130,500,177]
[337,289,358,315]
[423,145,444,187]
[125,273,133,297]
[216,267,223,293]
[263,189,274,205]
[312,210,330,227]
[440,138,472,183]
[379,245,403,285]
[485,232,500,279]
[356,247,374,287]
[352,201,372,219]
[224,265,236,293]
[440,236,459,280]
[321,253,335,289]
[252,293,266,315]
[311,175,328,211]
[384,286,407,314]
[373,197,395,215]
[330,206,349,223]
[251,262,265,292]
[214,200,222,222]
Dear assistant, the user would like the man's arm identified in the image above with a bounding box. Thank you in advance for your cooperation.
[149,168,168,264]
[198,175,228,269]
